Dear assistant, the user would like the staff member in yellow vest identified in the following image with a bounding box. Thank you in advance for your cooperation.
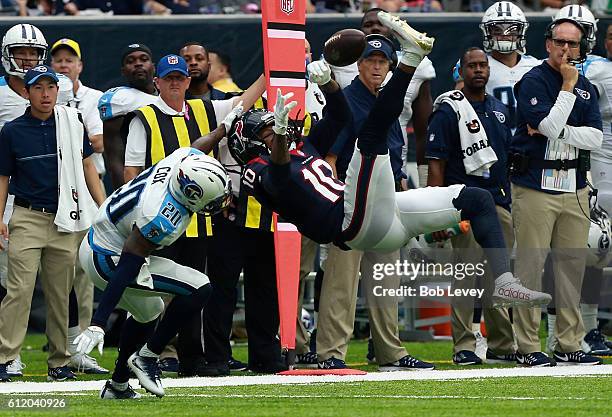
[122,54,265,374]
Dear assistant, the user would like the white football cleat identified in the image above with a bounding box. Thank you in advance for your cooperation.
[377,11,434,63]
[100,380,142,400]
[69,352,109,374]
[493,272,552,307]
[128,352,164,398]
[6,355,25,377]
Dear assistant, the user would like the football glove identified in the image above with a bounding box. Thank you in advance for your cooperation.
[272,89,297,136]
[222,100,244,134]
[307,60,332,86]
[73,325,105,355]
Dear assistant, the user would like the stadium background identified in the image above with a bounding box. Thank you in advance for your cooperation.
[0,13,611,100]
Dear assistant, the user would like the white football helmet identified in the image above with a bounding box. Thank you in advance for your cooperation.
[480,1,529,54]
[586,200,612,268]
[553,5,598,54]
[1,24,48,78]
[169,153,232,215]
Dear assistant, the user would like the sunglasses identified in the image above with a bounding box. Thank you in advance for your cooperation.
[551,38,580,49]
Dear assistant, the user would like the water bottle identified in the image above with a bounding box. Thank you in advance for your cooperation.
[424,221,471,244]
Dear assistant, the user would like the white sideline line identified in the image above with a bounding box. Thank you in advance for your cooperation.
[1,365,611,394]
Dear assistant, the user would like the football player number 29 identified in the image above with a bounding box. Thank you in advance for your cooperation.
[301,159,344,203]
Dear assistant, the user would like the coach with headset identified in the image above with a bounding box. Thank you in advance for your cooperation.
[508,17,603,367]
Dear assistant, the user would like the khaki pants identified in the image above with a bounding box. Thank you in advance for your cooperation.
[450,206,515,354]
[317,245,407,364]
[296,236,318,354]
[0,206,79,368]
[512,184,589,353]
[74,230,93,331]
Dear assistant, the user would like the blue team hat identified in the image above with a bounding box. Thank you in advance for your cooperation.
[24,65,59,87]
[156,54,189,78]
[361,34,395,62]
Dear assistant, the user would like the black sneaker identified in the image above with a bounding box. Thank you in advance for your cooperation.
[127,352,164,397]
[248,361,288,374]
[0,363,11,382]
[47,366,77,381]
[452,350,482,366]
[516,351,553,367]
[99,380,142,400]
[379,355,434,371]
[366,338,376,364]
[295,351,318,368]
[485,349,516,364]
[317,357,347,369]
[179,357,230,377]
[228,357,248,371]
[158,357,179,374]
[553,350,602,366]
[583,329,612,356]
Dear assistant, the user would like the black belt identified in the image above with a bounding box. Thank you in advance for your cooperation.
[13,197,56,214]
[529,159,579,171]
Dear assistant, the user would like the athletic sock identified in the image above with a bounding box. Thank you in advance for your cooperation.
[580,304,598,332]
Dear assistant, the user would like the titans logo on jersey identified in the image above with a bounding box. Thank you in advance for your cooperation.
[89,148,199,254]
[97,86,157,121]
[243,146,346,245]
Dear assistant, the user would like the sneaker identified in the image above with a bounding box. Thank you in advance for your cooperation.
[47,366,77,381]
[377,11,435,55]
[583,329,612,356]
[0,363,11,382]
[492,273,552,307]
[474,330,488,360]
[295,351,318,368]
[127,352,164,397]
[100,380,141,400]
[158,357,179,373]
[379,355,434,371]
[69,353,109,374]
[228,357,248,371]
[516,351,553,367]
[553,350,602,366]
[6,356,25,377]
[318,357,347,370]
[452,350,482,366]
[485,349,516,364]
[366,338,376,364]
[249,361,288,374]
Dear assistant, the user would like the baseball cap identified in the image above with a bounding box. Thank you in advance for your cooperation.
[24,65,59,87]
[51,38,81,59]
[121,43,153,65]
[361,34,395,62]
[156,54,189,78]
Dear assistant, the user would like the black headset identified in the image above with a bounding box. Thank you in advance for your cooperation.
[544,18,589,64]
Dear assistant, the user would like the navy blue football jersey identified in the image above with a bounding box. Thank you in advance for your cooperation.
[242,143,346,244]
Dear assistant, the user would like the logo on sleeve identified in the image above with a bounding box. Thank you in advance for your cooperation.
[429,133,435,142]
[530,97,538,106]
[493,111,506,124]
[574,88,591,100]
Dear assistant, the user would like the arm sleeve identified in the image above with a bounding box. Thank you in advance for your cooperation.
[81,93,104,136]
[307,88,352,157]
[536,91,576,141]
[124,117,147,166]
[90,251,145,328]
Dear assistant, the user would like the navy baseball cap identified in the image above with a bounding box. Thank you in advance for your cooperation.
[156,54,189,78]
[361,34,395,62]
[24,65,59,87]
[121,43,153,65]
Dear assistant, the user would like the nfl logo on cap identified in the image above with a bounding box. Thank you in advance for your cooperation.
[168,55,179,65]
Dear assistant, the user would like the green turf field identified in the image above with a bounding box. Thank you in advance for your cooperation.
[0,333,610,417]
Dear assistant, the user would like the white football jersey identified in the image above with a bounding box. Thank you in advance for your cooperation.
[0,76,28,130]
[90,147,198,255]
[581,55,612,161]
[486,54,541,130]
[97,86,156,121]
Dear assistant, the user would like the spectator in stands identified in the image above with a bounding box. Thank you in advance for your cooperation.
[179,42,226,100]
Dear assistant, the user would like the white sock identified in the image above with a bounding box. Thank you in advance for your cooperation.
[472,323,481,333]
[547,314,556,344]
[580,304,598,332]
[110,380,128,391]
[139,343,159,358]
[67,326,81,342]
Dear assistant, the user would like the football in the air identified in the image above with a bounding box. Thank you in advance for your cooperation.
[323,29,366,67]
